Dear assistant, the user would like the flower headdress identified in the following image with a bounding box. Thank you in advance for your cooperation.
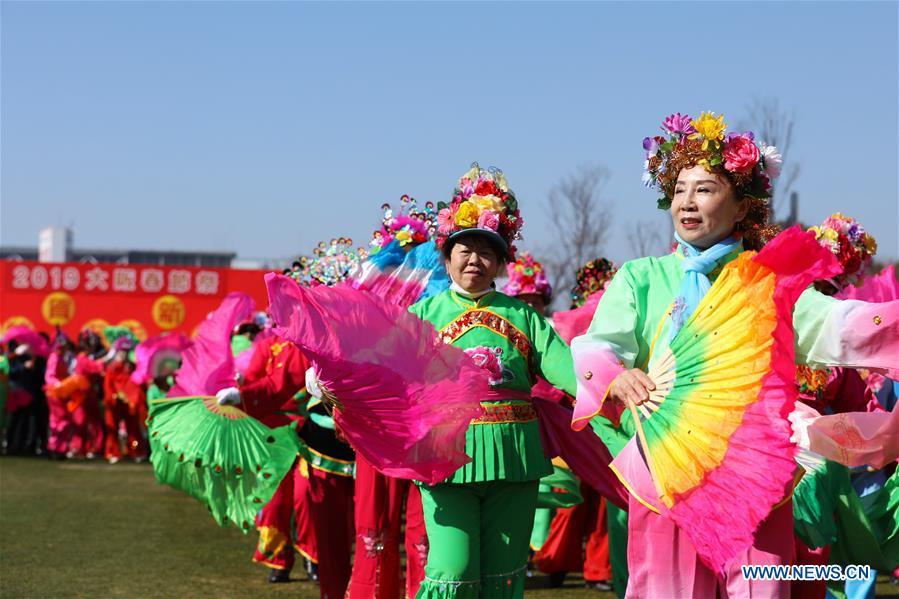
[643,112,783,249]
[570,257,617,309]
[370,195,438,253]
[289,238,368,287]
[436,162,523,258]
[808,213,877,289]
[501,252,552,301]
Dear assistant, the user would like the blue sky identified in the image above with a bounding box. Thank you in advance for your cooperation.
[2,1,897,268]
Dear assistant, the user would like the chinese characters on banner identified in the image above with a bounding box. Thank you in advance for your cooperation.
[9,262,222,296]
[1,261,269,339]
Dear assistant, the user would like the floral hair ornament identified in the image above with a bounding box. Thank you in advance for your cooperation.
[501,252,552,301]
[436,162,523,259]
[570,257,617,309]
[643,111,783,247]
[808,213,877,290]
[370,195,438,254]
[289,238,369,287]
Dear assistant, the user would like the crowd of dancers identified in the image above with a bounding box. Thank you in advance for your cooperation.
[3,110,898,599]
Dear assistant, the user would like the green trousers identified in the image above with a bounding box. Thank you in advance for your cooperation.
[606,501,629,598]
[529,482,553,551]
[416,480,539,599]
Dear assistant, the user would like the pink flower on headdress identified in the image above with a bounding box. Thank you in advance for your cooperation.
[723,134,760,173]
[460,178,475,198]
[661,113,696,136]
[477,210,500,232]
[464,346,504,385]
[437,208,455,236]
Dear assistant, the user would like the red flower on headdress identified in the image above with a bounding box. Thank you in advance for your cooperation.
[836,234,860,273]
[474,179,501,197]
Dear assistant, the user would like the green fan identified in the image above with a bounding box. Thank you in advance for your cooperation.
[103,325,138,346]
[147,396,301,532]
[536,464,584,510]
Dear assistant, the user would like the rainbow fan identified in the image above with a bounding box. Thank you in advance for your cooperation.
[623,227,840,573]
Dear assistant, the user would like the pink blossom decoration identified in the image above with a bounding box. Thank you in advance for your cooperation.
[437,208,455,236]
[661,113,696,136]
[722,135,760,173]
[460,178,475,198]
[477,210,500,232]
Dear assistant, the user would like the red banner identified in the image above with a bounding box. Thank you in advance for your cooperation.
[0,260,272,340]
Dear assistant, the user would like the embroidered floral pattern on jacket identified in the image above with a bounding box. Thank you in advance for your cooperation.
[463,346,506,385]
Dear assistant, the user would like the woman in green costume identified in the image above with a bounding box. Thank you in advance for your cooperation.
[409,163,577,598]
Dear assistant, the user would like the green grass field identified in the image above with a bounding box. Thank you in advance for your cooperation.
[2,456,898,598]
[0,457,612,598]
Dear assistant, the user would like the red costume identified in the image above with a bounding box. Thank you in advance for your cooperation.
[240,337,307,429]
[46,353,104,456]
[102,359,147,460]
[346,454,428,599]
[242,337,314,573]
[45,351,74,455]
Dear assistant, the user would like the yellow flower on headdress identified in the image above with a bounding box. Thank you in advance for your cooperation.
[454,201,480,228]
[809,226,822,239]
[690,112,727,150]
[822,228,839,242]
[864,235,877,254]
[469,194,503,213]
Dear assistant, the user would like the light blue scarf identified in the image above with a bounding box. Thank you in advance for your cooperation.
[669,233,743,339]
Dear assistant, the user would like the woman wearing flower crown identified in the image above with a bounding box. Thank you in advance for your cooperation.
[409,164,578,598]
[570,112,899,598]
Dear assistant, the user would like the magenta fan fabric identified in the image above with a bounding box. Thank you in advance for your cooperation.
[1,326,51,358]
[170,293,255,398]
[533,394,628,509]
[837,264,899,302]
[265,273,487,485]
[131,333,192,385]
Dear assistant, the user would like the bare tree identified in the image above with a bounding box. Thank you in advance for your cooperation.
[539,164,613,309]
[628,217,670,259]
[740,98,800,219]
